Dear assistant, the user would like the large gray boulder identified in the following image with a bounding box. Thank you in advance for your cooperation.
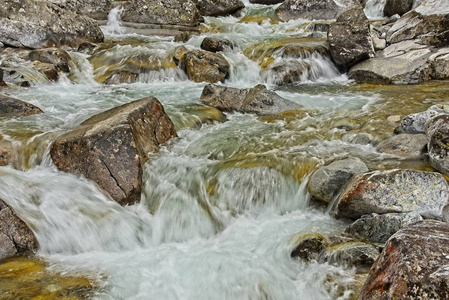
[344,212,422,243]
[376,133,427,159]
[275,0,359,21]
[50,98,177,206]
[200,84,302,114]
[48,0,112,20]
[383,0,414,16]
[387,0,449,47]
[328,7,373,69]
[331,169,449,221]
[400,105,448,134]
[360,220,449,299]
[122,0,201,27]
[184,50,230,83]
[0,0,104,49]
[0,199,38,260]
[426,114,449,177]
[307,157,368,204]
[0,95,43,118]
[348,40,449,84]
[193,0,245,17]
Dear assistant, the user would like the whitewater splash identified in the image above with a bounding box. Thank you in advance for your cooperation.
[102,6,126,35]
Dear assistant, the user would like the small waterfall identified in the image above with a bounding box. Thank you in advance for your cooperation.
[364,0,387,18]
[102,6,125,35]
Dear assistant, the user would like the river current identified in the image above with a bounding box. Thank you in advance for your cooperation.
[0,1,447,299]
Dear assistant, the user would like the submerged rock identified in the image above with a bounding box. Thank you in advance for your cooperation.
[50,97,177,205]
[360,220,449,299]
[122,0,201,27]
[400,105,448,134]
[193,0,245,17]
[200,37,234,53]
[376,133,427,159]
[0,140,13,166]
[331,169,449,220]
[307,157,368,204]
[328,7,373,69]
[426,114,449,177]
[200,83,302,114]
[184,50,230,83]
[275,0,360,21]
[0,95,43,118]
[0,0,103,49]
[0,199,37,260]
[291,233,329,261]
[344,212,422,243]
[387,0,449,47]
[383,0,413,17]
[321,241,379,271]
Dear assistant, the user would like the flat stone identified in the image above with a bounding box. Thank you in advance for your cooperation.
[0,95,43,118]
[376,133,427,159]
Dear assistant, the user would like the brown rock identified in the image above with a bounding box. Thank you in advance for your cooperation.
[291,233,329,261]
[30,62,59,81]
[0,140,13,166]
[200,37,234,53]
[0,95,43,118]
[184,50,230,83]
[0,199,37,260]
[28,48,71,73]
[383,0,413,17]
[360,220,449,299]
[50,97,177,205]
[193,0,245,17]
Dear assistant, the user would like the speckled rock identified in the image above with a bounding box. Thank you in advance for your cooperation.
[48,0,112,20]
[200,37,234,53]
[291,233,329,261]
[401,105,448,134]
[184,50,230,83]
[275,0,360,21]
[50,97,177,205]
[321,241,379,271]
[0,199,37,260]
[360,220,449,299]
[383,0,413,17]
[0,0,104,49]
[328,7,374,69]
[0,95,43,118]
[387,0,449,47]
[250,0,284,4]
[193,0,245,17]
[0,140,13,166]
[344,212,422,243]
[308,157,369,204]
[331,169,449,221]
[376,133,427,159]
[0,69,7,88]
[122,0,201,26]
[200,84,302,114]
[426,114,449,177]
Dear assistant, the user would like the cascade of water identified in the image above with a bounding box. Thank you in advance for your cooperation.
[364,0,387,18]
[102,6,125,35]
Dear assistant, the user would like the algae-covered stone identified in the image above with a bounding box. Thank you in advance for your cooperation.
[308,157,368,204]
[184,50,230,83]
[344,212,422,243]
[50,97,177,205]
[331,169,449,220]
[360,220,449,299]
[321,241,379,271]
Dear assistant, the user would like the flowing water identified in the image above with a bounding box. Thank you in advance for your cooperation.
[0,3,448,300]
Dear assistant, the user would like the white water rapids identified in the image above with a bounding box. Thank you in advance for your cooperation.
[0,2,435,299]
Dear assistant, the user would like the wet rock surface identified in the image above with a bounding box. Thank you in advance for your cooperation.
[344,212,422,244]
[0,0,104,49]
[193,0,245,17]
[184,50,230,83]
[275,0,359,21]
[28,48,71,73]
[376,133,428,159]
[122,0,201,27]
[383,0,413,17]
[307,157,368,204]
[328,7,373,69]
[0,199,37,260]
[331,169,449,220]
[50,97,177,205]
[426,114,449,177]
[250,0,284,4]
[360,220,449,299]
[387,0,449,47]
[200,84,302,114]
[400,105,448,134]
[201,37,234,53]
[321,241,379,271]
[0,95,43,118]
[291,233,329,261]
